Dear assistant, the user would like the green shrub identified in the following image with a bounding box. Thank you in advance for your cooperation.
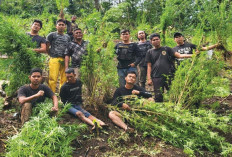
[6,102,87,157]
[0,15,45,95]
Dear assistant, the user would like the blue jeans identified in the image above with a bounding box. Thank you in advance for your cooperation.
[117,67,137,87]
[68,104,91,118]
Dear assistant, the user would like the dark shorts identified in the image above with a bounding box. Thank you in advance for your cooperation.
[68,104,91,118]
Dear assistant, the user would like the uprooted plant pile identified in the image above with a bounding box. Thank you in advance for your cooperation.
[6,102,87,157]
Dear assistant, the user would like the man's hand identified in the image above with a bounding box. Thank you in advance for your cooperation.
[147,78,152,86]
[122,103,131,111]
[129,63,135,67]
[51,106,58,112]
[36,90,44,97]
[132,90,140,95]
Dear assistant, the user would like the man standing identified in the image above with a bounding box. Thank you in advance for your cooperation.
[173,32,218,64]
[109,71,152,132]
[115,29,142,87]
[146,33,192,102]
[46,19,71,92]
[27,19,46,53]
[66,15,78,36]
[137,31,152,88]
[60,69,107,130]
[64,28,88,78]
[18,68,58,124]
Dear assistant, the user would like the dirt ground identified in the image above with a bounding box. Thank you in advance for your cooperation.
[0,82,232,157]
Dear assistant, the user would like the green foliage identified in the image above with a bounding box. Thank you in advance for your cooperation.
[117,99,232,155]
[80,10,119,106]
[0,59,13,80]
[81,34,118,106]
[0,0,59,16]
[169,51,227,108]
[6,102,87,157]
[102,2,131,32]
[0,15,45,95]
[55,0,69,11]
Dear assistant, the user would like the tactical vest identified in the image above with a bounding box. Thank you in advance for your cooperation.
[115,43,135,61]
[138,41,152,57]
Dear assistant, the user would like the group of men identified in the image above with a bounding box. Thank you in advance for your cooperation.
[115,29,218,102]
[17,17,218,131]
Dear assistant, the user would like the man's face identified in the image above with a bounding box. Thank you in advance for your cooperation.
[29,72,42,85]
[31,22,41,32]
[66,73,76,83]
[73,30,83,40]
[174,35,184,45]
[138,31,145,40]
[56,22,66,32]
[125,73,136,85]
[120,32,130,42]
[151,36,161,47]
[71,16,77,22]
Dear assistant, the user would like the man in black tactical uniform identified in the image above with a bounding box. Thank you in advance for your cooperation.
[137,31,152,88]
[115,29,142,87]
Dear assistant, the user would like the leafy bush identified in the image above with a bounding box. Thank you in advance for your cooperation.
[0,15,45,95]
[169,51,227,108]
[6,102,87,157]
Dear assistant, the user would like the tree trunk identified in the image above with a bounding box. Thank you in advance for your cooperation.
[94,0,100,11]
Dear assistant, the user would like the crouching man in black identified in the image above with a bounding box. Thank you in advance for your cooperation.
[18,68,58,125]
[109,71,153,132]
[60,68,107,129]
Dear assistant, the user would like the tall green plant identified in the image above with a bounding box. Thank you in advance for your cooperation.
[169,51,227,108]
[0,15,45,95]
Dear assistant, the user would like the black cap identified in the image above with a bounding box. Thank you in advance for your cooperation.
[65,68,75,74]
[174,32,183,38]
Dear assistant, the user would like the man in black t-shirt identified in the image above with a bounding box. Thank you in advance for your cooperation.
[115,29,142,87]
[146,33,192,102]
[27,19,46,53]
[109,71,152,132]
[137,31,152,88]
[60,68,107,130]
[173,32,218,64]
[18,68,58,124]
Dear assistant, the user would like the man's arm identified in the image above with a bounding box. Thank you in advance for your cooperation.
[147,62,152,85]
[65,55,70,70]
[51,95,59,111]
[130,44,142,67]
[200,43,218,51]
[34,43,47,53]
[18,90,44,104]
[174,52,192,58]
[132,90,152,98]
[46,32,54,54]
[46,42,50,54]
[59,85,68,104]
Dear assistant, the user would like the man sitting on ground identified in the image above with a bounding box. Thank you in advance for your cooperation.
[60,68,107,129]
[109,71,152,132]
[18,68,58,124]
